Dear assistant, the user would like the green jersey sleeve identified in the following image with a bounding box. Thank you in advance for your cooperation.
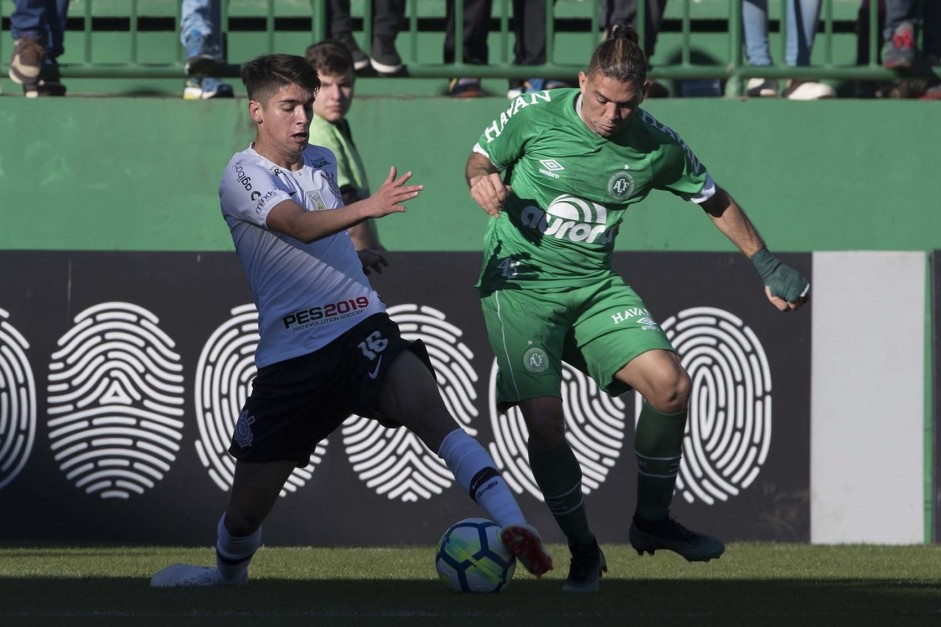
[473,91,553,171]
[638,110,713,202]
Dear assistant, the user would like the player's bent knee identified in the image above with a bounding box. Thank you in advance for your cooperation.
[646,374,691,414]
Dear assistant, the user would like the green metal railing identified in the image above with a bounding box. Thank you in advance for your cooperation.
[0,0,936,94]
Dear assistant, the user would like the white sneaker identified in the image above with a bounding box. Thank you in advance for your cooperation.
[784,80,836,100]
[746,78,777,97]
[150,563,245,587]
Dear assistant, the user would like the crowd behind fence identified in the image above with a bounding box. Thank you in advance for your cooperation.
[1,0,938,97]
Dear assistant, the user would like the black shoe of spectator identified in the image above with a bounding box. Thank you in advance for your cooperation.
[335,31,370,72]
[24,62,67,98]
[25,78,67,98]
[370,36,403,75]
[185,54,219,77]
[449,77,485,98]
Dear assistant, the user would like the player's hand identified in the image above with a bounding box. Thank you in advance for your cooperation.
[751,249,810,312]
[764,286,807,311]
[469,173,511,218]
[357,248,388,275]
[361,167,423,219]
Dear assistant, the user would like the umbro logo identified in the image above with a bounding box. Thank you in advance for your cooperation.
[539,159,565,179]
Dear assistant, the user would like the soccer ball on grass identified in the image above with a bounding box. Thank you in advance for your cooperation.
[435,517,516,593]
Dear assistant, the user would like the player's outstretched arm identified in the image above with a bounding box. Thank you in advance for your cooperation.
[466,152,510,218]
[266,167,422,244]
[701,186,810,312]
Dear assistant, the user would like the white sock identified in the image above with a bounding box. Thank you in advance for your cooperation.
[215,514,261,584]
[438,428,526,528]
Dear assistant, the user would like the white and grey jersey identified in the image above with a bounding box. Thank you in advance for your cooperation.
[219,144,385,368]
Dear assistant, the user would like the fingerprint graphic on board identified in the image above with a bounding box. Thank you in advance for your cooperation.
[46,303,185,499]
[488,360,627,500]
[342,304,477,502]
[0,308,36,491]
[656,307,773,505]
[194,304,323,497]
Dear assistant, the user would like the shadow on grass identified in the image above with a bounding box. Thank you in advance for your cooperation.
[1,578,940,627]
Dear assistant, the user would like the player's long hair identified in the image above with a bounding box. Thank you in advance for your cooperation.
[587,25,647,86]
[241,54,321,104]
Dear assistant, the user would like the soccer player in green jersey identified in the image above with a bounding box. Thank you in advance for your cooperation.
[465,26,809,592]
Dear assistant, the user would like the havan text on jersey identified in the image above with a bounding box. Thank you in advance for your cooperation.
[482,90,553,143]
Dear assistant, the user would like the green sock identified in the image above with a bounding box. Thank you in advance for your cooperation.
[634,403,688,522]
[527,441,595,547]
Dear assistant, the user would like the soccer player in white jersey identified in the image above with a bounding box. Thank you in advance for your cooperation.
[465,26,809,591]
[151,53,552,587]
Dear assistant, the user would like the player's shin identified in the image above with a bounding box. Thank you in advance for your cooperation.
[633,404,686,522]
[215,514,261,585]
[437,428,524,527]
[527,440,595,546]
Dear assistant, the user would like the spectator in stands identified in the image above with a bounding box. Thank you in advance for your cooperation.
[505,0,571,98]
[328,0,406,75]
[444,0,491,97]
[444,0,572,98]
[600,0,670,97]
[858,0,941,99]
[881,0,917,69]
[922,0,941,99]
[180,0,233,99]
[305,40,387,270]
[7,0,69,97]
[742,0,836,99]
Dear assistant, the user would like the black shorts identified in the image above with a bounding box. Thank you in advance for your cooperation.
[228,313,432,467]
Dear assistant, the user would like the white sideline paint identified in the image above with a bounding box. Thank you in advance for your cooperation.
[811,251,926,544]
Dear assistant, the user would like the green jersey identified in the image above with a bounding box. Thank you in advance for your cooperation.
[474,88,713,291]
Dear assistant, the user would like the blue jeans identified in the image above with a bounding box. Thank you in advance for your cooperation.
[742,0,821,67]
[180,0,223,59]
[10,0,70,61]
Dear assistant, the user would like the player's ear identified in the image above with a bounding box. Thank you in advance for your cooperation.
[248,99,263,124]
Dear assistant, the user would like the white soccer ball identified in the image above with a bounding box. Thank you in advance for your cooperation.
[435,517,516,593]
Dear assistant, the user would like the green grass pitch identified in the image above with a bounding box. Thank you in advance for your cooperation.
[1,543,940,627]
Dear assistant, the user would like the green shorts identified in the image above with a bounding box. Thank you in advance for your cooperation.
[480,274,674,407]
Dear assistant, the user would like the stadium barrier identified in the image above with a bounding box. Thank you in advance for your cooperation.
[0,0,937,96]
[0,249,928,546]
